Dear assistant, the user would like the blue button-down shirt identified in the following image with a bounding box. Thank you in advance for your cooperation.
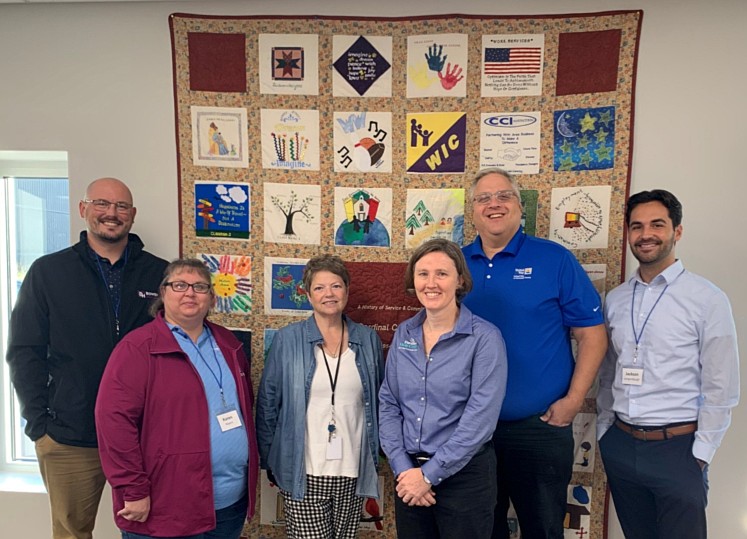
[597,260,740,463]
[88,245,127,335]
[379,305,508,485]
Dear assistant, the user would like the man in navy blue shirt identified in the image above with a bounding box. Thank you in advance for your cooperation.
[462,168,607,539]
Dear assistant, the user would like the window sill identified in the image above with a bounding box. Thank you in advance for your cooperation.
[0,470,45,493]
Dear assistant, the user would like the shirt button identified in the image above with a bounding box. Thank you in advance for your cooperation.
[415,438,419,442]
[365,402,369,406]
[420,397,424,401]
[421,376,425,380]
[417,418,421,422]
[486,275,492,279]
[488,263,493,268]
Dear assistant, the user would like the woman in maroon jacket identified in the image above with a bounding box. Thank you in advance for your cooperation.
[95,258,258,539]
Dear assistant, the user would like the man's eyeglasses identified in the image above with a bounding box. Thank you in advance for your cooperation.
[472,190,517,205]
[163,281,212,294]
[83,199,134,213]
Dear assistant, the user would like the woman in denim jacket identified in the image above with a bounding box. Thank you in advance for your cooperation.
[256,255,384,539]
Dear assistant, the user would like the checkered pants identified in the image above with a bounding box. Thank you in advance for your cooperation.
[281,475,363,539]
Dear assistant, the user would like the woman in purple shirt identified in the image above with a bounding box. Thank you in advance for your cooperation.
[379,239,508,539]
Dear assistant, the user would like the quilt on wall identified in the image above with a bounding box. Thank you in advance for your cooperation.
[170,10,643,539]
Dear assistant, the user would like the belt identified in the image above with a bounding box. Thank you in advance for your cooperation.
[614,419,697,441]
[407,442,492,467]
[408,452,432,467]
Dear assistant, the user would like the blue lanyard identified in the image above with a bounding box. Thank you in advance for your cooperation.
[630,268,685,363]
[95,247,128,337]
[189,327,226,406]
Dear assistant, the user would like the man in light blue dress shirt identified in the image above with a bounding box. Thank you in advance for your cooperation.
[597,190,740,539]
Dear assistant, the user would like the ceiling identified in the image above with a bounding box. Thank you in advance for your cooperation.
[0,0,203,4]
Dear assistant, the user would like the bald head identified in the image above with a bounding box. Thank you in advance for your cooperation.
[84,177,133,204]
[79,177,137,255]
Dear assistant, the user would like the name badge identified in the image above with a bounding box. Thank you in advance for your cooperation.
[326,436,342,460]
[622,367,643,386]
[217,409,243,432]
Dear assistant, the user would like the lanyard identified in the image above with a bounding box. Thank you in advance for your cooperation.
[95,247,129,337]
[318,319,345,407]
[188,327,226,406]
[630,268,685,363]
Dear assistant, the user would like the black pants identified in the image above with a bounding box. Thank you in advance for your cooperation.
[599,424,708,539]
[492,414,574,539]
[394,444,497,539]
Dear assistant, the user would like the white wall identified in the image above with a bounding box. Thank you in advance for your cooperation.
[0,485,119,538]
[1,1,746,537]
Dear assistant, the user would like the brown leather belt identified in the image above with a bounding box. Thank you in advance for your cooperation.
[615,419,697,441]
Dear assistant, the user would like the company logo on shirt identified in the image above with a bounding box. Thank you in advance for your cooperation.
[398,338,419,351]
[513,267,533,280]
[138,290,160,299]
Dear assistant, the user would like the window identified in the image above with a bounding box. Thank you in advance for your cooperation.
[0,151,69,467]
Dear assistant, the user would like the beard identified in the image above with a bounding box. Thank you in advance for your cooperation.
[89,216,131,244]
[95,230,128,243]
[631,236,675,266]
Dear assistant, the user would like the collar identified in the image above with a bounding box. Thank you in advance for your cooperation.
[77,230,144,259]
[404,304,475,337]
[631,259,684,287]
[150,312,209,354]
[304,313,362,345]
[466,226,525,260]
[146,312,240,357]
[86,243,129,267]
[167,321,210,346]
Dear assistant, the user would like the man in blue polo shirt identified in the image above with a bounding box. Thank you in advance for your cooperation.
[462,168,607,539]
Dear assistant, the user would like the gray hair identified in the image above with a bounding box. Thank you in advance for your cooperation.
[469,168,522,206]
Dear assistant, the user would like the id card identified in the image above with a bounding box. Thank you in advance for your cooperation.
[621,367,643,386]
[216,409,243,432]
[326,436,342,460]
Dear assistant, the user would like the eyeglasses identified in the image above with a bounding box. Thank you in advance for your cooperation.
[83,198,134,213]
[472,190,517,205]
[163,281,212,294]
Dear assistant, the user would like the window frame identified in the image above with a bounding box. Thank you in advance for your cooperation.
[0,151,69,473]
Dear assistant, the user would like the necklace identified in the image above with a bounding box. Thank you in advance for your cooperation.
[321,322,345,358]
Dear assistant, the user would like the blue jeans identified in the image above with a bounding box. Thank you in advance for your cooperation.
[492,414,573,539]
[394,443,497,539]
[121,494,248,539]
